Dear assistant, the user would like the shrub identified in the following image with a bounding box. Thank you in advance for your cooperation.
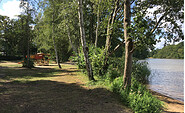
[111,77,123,94]
[70,45,106,76]
[132,60,151,84]
[111,78,163,113]
[22,58,35,68]
[71,45,163,112]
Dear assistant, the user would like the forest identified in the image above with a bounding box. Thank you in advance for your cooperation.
[150,42,184,59]
[0,0,184,112]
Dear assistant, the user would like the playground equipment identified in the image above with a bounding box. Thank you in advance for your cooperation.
[18,53,50,66]
[31,53,50,66]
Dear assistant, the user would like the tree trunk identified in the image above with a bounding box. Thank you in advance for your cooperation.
[103,0,119,69]
[26,9,30,68]
[89,9,94,43]
[123,0,133,89]
[66,24,79,59]
[104,0,119,55]
[78,0,95,81]
[95,0,101,48]
[52,14,61,69]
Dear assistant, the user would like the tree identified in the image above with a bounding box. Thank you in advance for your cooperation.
[49,0,62,68]
[123,0,184,88]
[19,0,39,68]
[123,0,132,89]
[78,0,95,81]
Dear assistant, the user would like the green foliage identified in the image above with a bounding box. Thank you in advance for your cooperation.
[111,77,123,94]
[0,15,35,58]
[71,45,126,79]
[70,45,106,76]
[89,46,106,76]
[73,45,151,84]
[133,46,150,59]
[22,58,35,68]
[132,61,151,84]
[74,48,164,112]
[152,42,184,59]
[111,78,164,113]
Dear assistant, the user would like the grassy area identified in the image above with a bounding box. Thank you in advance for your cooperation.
[0,61,132,113]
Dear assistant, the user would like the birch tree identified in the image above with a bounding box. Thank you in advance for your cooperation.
[78,0,95,81]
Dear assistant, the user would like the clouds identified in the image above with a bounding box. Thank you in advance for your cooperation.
[0,0,21,19]
[154,38,165,49]
[145,5,184,49]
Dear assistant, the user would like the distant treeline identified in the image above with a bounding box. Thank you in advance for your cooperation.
[150,42,184,59]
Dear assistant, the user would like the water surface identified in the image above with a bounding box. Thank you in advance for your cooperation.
[146,59,184,102]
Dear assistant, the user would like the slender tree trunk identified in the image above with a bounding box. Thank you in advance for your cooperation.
[104,0,119,69]
[89,12,94,43]
[52,14,61,69]
[104,0,119,55]
[26,10,30,68]
[78,0,95,81]
[123,0,133,89]
[66,24,79,58]
[95,0,101,48]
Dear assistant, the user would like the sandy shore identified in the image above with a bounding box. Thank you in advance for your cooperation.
[149,90,184,113]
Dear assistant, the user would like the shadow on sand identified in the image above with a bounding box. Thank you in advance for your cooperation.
[0,80,130,113]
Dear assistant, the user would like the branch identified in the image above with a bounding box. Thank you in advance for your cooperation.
[108,40,125,56]
[149,11,169,34]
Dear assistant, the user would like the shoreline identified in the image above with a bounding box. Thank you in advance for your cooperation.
[149,89,184,113]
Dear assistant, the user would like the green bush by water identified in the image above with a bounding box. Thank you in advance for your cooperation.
[71,46,164,113]
[111,78,164,113]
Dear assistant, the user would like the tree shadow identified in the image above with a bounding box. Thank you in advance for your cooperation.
[0,80,131,113]
[0,66,79,80]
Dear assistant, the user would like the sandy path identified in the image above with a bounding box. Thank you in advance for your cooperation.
[0,61,132,113]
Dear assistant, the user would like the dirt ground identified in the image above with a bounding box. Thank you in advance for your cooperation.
[0,61,184,113]
[0,61,132,113]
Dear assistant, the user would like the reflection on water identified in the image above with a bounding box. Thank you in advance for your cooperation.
[146,59,184,102]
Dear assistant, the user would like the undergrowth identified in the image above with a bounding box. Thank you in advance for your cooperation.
[70,45,164,113]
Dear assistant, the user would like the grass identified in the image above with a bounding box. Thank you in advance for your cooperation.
[0,60,132,113]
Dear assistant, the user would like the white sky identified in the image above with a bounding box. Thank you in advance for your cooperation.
[0,0,21,19]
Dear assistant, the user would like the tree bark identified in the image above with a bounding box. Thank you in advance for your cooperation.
[78,0,95,81]
[66,23,79,60]
[95,0,101,48]
[103,0,120,69]
[104,0,119,55]
[52,14,61,69]
[123,0,133,89]
[26,5,30,68]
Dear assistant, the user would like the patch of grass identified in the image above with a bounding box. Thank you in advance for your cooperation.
[0,61,75,83]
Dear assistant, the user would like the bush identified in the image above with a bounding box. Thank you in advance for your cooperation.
[70,45,106,76]
[111,77,123,94]
[71,45,163,112]
[111,78,163,113]
[22,58,35,68]
[132,60,151,84]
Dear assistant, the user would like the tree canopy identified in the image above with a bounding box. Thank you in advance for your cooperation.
[151,42,184,59]
[0,0,183,80]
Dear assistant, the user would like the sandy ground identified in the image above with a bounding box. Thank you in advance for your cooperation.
[0,61,132,113]
[149,90,184,113]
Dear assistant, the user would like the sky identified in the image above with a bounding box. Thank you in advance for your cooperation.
[0,0,183,49]
[0,0,22,19]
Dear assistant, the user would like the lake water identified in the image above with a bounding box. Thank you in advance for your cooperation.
[145,59,184,102]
